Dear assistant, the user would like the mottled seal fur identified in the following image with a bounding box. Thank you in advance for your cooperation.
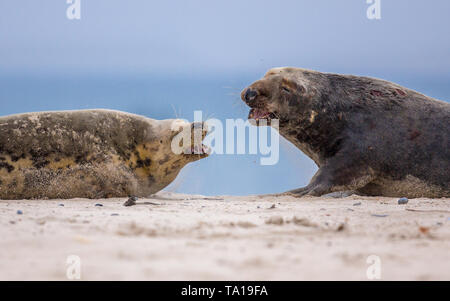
[242,67,449,198]
[0,109,208,199]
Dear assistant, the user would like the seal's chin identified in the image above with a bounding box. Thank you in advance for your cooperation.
[181,122,210,160]
[182,143,211,161]
[188,144,210,156]
[248,108,277,126]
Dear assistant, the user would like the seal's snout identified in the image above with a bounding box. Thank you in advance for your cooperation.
[185,121,210,158]
[191,121,203,131]
[191,121,209,138]
[242,88,258,103]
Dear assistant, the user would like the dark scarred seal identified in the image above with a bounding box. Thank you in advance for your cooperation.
[0,109,209,199]
[241,67,450,198]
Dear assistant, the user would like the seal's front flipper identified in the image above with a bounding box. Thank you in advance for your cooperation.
[284,168,334,197]
[286,183,353,198]
[287,162,375,198]
[282,184,328,197]
[321,191,355,198]
[285,186,310,196]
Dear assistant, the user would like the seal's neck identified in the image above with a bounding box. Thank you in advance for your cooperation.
[279,111,346,167]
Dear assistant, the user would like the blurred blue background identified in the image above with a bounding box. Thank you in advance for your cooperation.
[0,0,449,195]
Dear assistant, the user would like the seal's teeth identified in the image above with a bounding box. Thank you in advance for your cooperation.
[189,145,206,155]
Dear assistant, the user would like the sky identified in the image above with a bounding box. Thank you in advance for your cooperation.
[0,0,449,195]
[1,0,450,77]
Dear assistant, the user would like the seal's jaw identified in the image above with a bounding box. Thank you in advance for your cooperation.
[181,121,211,161]
[241,79,281,127]
[242,90,279,126]
[183,145,210,162]
[248,108,270,120]
[248,108,277,126]
[183,143,210,161]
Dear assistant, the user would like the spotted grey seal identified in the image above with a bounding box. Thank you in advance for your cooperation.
[241,67,449,198]
[0,109,209,199]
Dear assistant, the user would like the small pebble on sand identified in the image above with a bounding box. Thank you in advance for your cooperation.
[398,197,409,205]
[95,203,103,207]
[111,213,119,216]
[336,223,346,232]
[123,196,138,207]
[59,204,65,207]
[353,202,362,206]
[16,210,23,215]
[371,214,389,218]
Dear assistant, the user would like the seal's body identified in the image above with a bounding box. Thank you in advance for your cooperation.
[242,67,450,198]
[0,109,208,199]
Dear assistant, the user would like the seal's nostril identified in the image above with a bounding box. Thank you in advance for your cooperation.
[244,89,258,102]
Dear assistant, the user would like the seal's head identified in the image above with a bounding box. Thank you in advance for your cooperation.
[134,118,210,193]
[241,67,321,127]
[153,119,210,167]
[169,119,210,161]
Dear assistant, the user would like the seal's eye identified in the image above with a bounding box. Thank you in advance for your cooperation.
[282,86,291,93]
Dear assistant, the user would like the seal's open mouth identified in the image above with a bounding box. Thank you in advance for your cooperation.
[249,108,270,120]
[184,122,211,157]
[188,144,211,156]
[248,108,277,125]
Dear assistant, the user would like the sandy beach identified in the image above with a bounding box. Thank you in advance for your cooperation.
[0,192,449,281]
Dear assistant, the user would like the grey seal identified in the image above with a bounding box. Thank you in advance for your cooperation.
[0,109,208,199]
[242,67,449,198]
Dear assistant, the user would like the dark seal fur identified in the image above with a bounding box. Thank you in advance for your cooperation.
[0,109,208,199]
[242,67,450,198]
